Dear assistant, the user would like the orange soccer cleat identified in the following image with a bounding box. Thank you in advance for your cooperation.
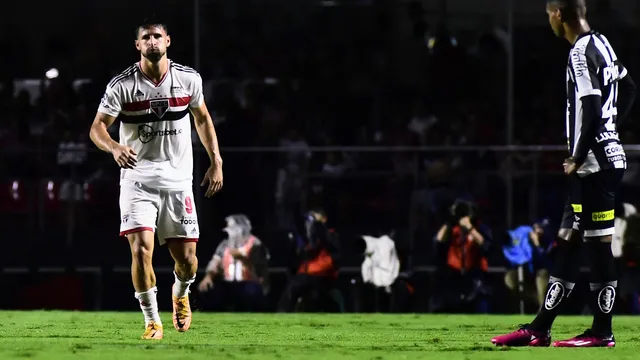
[172,286,192,332]
[141,321,164,340]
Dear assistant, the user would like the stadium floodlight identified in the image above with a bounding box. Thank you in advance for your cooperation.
[45,68,59,79]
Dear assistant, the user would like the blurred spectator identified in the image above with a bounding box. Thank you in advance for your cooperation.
[56,130,88,201]
[353,233,414,312]
[275,128,311,231]
[501,218,553,312]
[615,203,640,314]
[277,209,343,312]
[197,215,270,312]
[432,199,492,313]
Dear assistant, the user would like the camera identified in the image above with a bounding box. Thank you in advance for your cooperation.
[450,199,477,221]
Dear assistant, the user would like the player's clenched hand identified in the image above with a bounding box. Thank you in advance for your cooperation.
[112,144,137,169]
[563,157,577,175]
[201,164,223,197]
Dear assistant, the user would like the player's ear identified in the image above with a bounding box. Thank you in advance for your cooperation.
[166,35,171,48]
[135,40,141,51]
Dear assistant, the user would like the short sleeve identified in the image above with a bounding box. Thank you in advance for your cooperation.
[570,44,602,98]
[97,84,122,117]
[617,61,628,81]
[189,74,204,108]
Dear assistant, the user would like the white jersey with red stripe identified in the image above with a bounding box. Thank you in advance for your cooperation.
[98,60,204,190]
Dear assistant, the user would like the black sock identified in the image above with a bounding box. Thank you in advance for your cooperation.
[529,239,581,331]
[586,241,617,336]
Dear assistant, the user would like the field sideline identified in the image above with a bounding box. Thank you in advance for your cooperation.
[0,311,637,359]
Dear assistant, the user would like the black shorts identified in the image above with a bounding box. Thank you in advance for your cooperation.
[560,169,624,237]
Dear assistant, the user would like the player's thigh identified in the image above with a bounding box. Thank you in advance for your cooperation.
[157,188,200,246]
[126,230,156,261]
[119,181,160,237]
[581,170,624,239]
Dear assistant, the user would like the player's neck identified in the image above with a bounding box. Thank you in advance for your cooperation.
[139,57,169,83]
[565,20,591,45]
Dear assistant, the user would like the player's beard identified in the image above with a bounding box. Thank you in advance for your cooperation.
[143,48,164,63]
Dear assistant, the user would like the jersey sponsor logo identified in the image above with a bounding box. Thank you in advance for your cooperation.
[596,131,619,143]
[150,99,169,118]
[592,209,614,222]
[135,89,145,97]
[604,143,625,162]
[598,286,616,313]
[604,143,623,156]
[138,124,183,144]
[603,63,620,87]
[544,282,565,310]
[570,46,588,77]
[122,214,129,224]
[180,216,198,225]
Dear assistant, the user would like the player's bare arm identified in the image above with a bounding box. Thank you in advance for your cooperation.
[89,112,137,169]
[191,102,223,197]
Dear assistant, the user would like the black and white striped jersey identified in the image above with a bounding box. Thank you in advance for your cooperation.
[566,31,628,176]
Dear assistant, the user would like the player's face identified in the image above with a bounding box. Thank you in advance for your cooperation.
[546,3,564,37]
[135,26,170,63]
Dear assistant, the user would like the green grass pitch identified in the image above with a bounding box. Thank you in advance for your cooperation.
[0,311,638,359]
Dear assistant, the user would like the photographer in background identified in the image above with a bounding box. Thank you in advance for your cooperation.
[502,218,553,312]
[432,199,492,313]
[197,215,270,312]
[277,209,342,312]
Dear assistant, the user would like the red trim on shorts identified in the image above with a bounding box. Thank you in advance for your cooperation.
[166,238,199,243]
[120,227,155,236]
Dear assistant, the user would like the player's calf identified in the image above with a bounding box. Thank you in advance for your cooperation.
[528,237,581,332]
[128,232,163,334]
[168,239,197,332]
[585,236,617,338]
[168,239,198,297]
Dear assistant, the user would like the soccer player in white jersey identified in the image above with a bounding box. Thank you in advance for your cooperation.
[89,19,223,340]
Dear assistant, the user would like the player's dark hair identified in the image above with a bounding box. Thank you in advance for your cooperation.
[135,16,168,38]
[547,0,587,23]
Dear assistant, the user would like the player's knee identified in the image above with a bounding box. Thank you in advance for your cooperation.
[168,240,197,266]
[180,252,197,267]
[130,242,153,265]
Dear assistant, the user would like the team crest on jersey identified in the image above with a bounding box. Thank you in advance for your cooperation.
[150,99,169,119]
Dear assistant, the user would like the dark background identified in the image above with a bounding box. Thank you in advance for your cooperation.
[0,0,639,313]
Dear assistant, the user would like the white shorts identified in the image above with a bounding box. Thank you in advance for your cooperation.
[119,180,200,245]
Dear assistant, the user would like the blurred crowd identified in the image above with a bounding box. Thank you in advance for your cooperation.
[1,2,640,313]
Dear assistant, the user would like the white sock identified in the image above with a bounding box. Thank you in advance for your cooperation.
[173,271,196,298]
[135,286,162,326]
